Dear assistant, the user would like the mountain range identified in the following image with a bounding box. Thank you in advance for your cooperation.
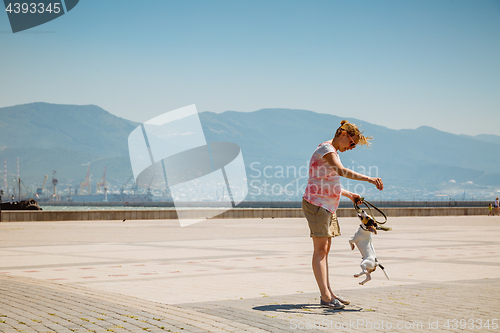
[0,102,498,201]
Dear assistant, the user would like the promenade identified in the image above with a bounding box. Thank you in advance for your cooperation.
[1,215,499,332]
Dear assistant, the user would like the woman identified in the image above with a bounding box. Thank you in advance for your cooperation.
[494,198,500,216]
[302,120,384,309]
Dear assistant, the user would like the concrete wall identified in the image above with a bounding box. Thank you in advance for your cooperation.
[0,207,490,222]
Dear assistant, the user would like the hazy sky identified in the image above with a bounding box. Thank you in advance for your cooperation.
[1,0,499,135]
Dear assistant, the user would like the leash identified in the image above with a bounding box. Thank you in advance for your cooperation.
[354,197,388,225]
[354,197,391,231]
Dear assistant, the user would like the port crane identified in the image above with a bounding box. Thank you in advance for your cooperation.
[52,170,60,202]
[95,166,107,194]
[79,165,92,195]
[36,174,48,197]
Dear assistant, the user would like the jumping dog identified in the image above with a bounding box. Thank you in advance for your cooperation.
[349,209,390,285]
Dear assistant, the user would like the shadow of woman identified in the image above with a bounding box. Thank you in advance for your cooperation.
[253,303,364,314]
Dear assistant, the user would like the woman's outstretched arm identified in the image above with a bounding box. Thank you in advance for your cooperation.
[323,152,384,190]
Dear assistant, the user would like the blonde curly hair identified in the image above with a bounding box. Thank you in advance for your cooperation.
[334,120,372,146]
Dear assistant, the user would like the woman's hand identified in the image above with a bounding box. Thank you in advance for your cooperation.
[350,192,363,205]
[369,177,384,190]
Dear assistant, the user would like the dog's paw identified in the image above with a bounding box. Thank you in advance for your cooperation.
[360,276,371,285]
[349,242,355,250]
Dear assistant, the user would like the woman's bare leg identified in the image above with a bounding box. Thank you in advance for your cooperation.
[312,237,332,302]
[324,238,339,299]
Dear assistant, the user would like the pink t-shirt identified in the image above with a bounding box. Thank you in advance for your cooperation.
[303,141,342,213]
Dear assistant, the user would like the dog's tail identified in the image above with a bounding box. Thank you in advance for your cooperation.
[376,260,390,280]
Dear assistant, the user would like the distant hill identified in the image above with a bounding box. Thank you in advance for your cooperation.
[200,110,500,174]
[0,102,137,157]
[0,102,137,190]
[0,103,498,200]
[199,109,500,200]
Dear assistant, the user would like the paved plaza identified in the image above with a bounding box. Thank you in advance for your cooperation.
[0,215,499,332]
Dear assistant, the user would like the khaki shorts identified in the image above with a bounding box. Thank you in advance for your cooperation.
[302,199,341,238]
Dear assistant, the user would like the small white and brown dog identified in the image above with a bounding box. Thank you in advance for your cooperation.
[349,210,390,285]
